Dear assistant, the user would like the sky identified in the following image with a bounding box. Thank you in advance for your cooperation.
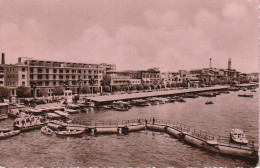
[0,0,258,73]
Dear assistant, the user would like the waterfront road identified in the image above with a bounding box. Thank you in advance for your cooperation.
[86,86,229,103]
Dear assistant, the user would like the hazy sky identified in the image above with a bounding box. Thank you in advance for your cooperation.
[0,0,258,73]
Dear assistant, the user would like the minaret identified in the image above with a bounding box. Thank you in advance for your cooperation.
[209,58,212,69]
[228,58,231,70]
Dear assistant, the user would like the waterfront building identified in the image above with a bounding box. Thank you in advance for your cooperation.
[139,68,160,85]
[3,55,116,97]
[106,70,141,86]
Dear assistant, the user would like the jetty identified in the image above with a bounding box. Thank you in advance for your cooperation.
[43,118,257,161]
[86,86,229,104]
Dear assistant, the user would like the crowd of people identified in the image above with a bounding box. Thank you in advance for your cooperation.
[14,115,45,127]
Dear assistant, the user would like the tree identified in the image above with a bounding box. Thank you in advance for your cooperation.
[17,86,31,98]
[166,83,171,88]
[81,85,91,94]
[53,87,64,96]
[103,86,110,92]
[112,85,121,92]
[122,86,128,91]
[171,83,176,88]
[89,78,95,96]
[101,75,111,86]
[30,81,37,99]
[136,84,144,90]
[143,84,150,90]
[156,85,161,89]
[0,87,10,102]
[150,84,155,90]
[93,87,100,93]
[130,85,136,91]
[37,88,48,97]
[71,88,77,94]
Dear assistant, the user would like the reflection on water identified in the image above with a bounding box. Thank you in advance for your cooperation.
[0,90,258,167]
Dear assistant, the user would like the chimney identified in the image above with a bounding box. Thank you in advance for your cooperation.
[1,53,5,64]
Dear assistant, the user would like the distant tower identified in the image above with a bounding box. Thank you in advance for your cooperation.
[228,58,231,70]
[209,58,212,69]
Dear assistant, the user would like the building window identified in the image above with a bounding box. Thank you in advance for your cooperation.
[46,69,49,73]
[38,69,42,73]
[72,76,75,79]
[22,75,25,79]
[53,81,56,86]
[46,81,49,86]
[22,82,25,86]
[38,75,42,79]
[53,75,56,79]
[53,69,57,73]
[30,75,34,79]
[38,82,42,86]
[66,70,69,73]
[59,75,63,79]
[46,75,49,79]
[59,69,63,73]
[66,76,69,79]
[22,68,25,72]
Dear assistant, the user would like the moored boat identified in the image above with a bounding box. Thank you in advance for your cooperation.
[41,126,54,135]
[65,109,80,114]
[238,94,253,98]
[184,93,198,98]
[131,99,150,106]
[230,129,248,144]
[0,114,8,120]
[55,129,85,136]
[199,92,216,97]
[0,130,20,140]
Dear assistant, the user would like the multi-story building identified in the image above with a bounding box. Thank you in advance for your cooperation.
[139,68,160,85]
[107,70,141,86]
[4,57,115,97]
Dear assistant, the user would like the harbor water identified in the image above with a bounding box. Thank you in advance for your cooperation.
[0,90,258,167]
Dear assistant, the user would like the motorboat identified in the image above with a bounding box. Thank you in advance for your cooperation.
[54,110,70,118]
[238,94,253,98]
[251,89,257,92]
[41,126,54,135]
[167,97,176,103]
[176,97,185,102]
[199,92,216,97]
[205,101,213,105]
[8,108,20,118]
[112,101,131,110]
[230,129,248,144]
[0,130,20,140]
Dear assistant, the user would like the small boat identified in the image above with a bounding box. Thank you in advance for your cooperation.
[55,129,85,136]
[230,129,248,144]
[46,113,62,120]
[112,101,131,110]
[251,89,257,92]
[131,100,150,106]
[54,110,70,118]
[41,126,54,135]
[205,101,213,105]
[0,114,8,120]
[222,90,230,94]
[84,101,95,108]
[115,106,129,111]
[65,109,79,114]
[199,92,216,97]
[229,87,240,91]
[8,109,20,118]
[167,97,176,103]
[183,94,198,98]
[0,130,20,140]
[176,97,185,102]
[0,127,11,133]
[238,94,253,98]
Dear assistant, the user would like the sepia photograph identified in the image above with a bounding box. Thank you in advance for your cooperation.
[0,0,259,167]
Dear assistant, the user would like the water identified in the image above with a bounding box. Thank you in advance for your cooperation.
[0,90,258,167]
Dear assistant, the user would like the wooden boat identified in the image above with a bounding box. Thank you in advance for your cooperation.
[46,113,62,120]
[167,97,176,102]
[65,109,79,114]
[0,127,11,133]
[8,109,20,118]
[184,94,198,98]
[176,97,185,102]
[205,101,213,105]
[131,100,150,106]
[230,129,248,144]
[251,89,257,92]
[26,108,44,115]
[54,110,70,118]
[0,130,20,140]
[222,90,230,94]
[41,126,54,135]
[67,104,81,109]
[238,94,253,98]
[55,129,85,136]
[84,101,95,108]
[229,87,240,91]
[199,92,216,97]
[0,114,8,120]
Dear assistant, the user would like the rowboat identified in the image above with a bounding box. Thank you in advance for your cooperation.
[41,126,54,135]
[205,101,213,105]
[55,129,85,136]
[0,130,20,140]
[238,94,253,98]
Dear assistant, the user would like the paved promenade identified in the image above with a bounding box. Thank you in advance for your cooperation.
[86,86,229,103]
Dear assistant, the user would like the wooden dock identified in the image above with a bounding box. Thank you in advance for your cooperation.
[86,86,229,103]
